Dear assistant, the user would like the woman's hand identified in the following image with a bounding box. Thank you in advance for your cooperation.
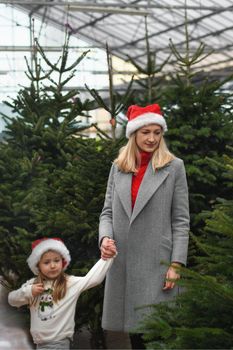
[163,263,181,291]
[100,237,117,260]
[32,283,44,297]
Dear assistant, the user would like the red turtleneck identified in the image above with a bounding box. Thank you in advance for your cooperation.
[131,151,152,208]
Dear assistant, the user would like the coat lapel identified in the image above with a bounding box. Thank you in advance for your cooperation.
[114,171,132,219]
[130,163,169,225]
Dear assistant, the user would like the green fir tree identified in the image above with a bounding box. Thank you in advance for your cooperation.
[86,43,134,140]
[161,12,233,233]
[0,33,120,348]
[125,11,233,241]
[126,16,171,105]
[0,31,92,283]
[140,149,233,349]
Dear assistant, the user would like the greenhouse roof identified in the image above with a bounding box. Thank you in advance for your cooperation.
[7,0,233,80]
[1,0,233,103]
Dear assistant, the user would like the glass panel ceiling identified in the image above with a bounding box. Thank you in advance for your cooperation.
[0,5,114,102]
[1,0,233,103]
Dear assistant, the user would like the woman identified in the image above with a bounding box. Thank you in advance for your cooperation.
[99,103,190,349]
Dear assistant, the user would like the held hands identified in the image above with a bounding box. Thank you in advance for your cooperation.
[100,237,117,260]
[163,263,181,291]
[32,283,44,297]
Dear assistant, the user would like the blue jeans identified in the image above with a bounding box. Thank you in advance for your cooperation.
[36,338,70,350]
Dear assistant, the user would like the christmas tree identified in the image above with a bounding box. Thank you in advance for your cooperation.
[126,12,233,238]
[126,17,171,105]
[0,33,119,348]
[161,13,233,234]
[140,149,233,349]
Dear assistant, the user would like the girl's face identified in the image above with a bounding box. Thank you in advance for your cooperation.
[135,124,163,153]
[38,250,63,280]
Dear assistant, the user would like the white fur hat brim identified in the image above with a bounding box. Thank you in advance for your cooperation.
[126,112,168,138]
[27,239,71,275]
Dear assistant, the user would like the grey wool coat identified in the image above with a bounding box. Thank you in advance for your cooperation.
[99,157,190,332]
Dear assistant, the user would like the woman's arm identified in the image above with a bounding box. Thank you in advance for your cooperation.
[171,159,190,266]
[99,164,116,246]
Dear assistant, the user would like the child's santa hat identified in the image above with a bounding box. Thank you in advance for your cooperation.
[27,237,71,275]
[125,103,167,138]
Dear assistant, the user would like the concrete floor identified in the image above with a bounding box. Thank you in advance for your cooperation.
[105,331,131,349]
[72,329,131,349]
[0,277,34,350]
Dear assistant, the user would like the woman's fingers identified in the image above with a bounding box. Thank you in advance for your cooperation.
[101,238,117,259]
[163,266,180,290]
[163,281,175,290]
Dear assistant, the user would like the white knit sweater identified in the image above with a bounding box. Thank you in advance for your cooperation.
[8,258,113,344]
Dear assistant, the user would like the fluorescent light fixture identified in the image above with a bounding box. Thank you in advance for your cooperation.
[0,1,149,15]
[67,5,149,16]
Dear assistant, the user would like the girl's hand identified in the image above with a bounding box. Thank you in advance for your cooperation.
[163,264,181,291]
[101,237,117,260]
[32,283,44,297]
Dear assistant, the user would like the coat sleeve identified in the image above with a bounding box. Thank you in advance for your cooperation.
[78,258,114,293]
[8,279,34,307]
[171,159,190,265]
[99,164,116,245]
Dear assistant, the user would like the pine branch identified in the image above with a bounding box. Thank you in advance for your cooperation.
[85,84,110,113]
[64,50,90,72]
[35,39,61,72]
[91,123,112,140]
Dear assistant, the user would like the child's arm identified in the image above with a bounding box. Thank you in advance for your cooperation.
[8,279,36,307]
[78,257,114,292]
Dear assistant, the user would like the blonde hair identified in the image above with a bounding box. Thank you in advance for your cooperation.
[114,133,175,173]
[31,250,67,305]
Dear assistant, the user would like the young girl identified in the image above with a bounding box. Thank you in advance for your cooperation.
[8,237,116,350]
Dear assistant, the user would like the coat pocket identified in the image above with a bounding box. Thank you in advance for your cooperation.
[159,237,172,265]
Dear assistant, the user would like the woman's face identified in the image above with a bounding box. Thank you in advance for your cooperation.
[38,250,63,280]
[135,124,163,153]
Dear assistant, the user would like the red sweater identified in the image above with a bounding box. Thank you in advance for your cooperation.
[131,151,152,208]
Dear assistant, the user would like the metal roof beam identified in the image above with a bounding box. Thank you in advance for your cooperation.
[71,0,143,33]
[13,6,124,54]
[28,4,42,16]
[1,1,149,15]
[0,45,95,51]
[68,6,148,15]
[113,5,233,50]
[45,5,128,46]
[71,13,112,33]
[129,23,233,63]
[1,1,233,11]
[193,56,233,70]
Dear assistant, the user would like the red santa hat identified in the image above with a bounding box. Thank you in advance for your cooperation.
[27,237,71,275]
[125,103,167,138]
